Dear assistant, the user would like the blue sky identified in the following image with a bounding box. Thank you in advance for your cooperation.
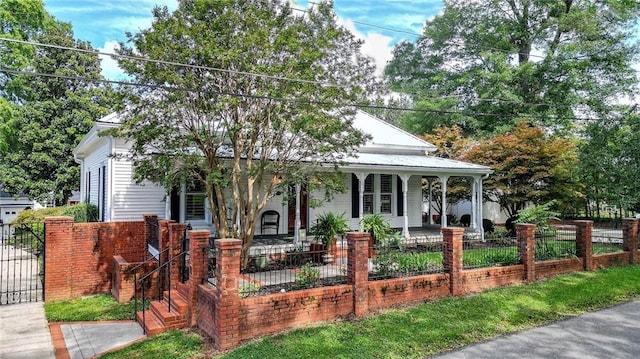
[42,0,444,79]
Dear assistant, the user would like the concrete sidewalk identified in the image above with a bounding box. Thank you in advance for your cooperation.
[431,300,640,359]
[0,301,145,359]
[0,302,55,359]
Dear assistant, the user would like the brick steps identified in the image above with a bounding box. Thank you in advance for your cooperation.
[136,290,189,336]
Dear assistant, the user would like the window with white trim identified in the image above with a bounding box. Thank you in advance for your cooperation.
[379,174,392,214]
[363,174,374,215]
[185,182,206,220]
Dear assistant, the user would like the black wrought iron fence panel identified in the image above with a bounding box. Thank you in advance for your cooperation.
[239,242,348,297]
[206,247,216,286]
[0,222,45,305]
[534,227,577,261]
[592,225,624,254]
[369,236,444,280]
[462,237,520,270]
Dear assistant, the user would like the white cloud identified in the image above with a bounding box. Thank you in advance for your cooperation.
[96,41,125,80]
[340,19,394,77]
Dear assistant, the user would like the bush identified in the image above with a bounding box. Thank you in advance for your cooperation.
[12,207,65,224]
[62,203,98,223]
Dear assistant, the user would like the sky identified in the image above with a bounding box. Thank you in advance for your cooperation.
[42,0,444,79]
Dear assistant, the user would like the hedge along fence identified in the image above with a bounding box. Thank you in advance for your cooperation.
[197,219,640,351]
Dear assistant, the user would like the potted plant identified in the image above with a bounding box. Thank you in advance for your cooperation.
[309,211,349,263]
[360,213,392,257]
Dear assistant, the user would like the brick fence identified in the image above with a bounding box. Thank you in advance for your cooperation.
[198,219,639,351]
[44,215,158,302]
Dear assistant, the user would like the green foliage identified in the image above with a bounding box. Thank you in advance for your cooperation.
[309,211,349,247]
[239,282,262,298]
[385,1,640,137]
[373,250,443,278]
[463,249,520,268]
[295,263,320,289]
[12,206,64,224]
[61,203,98,223]
[112,0,380,255]
[0,0,114,205]
[515,201,560,229]
[360,213,393,241]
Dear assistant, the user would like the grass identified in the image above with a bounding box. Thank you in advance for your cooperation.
[99,265,640,359]
[100,331,203,359]
[45,294,142,322]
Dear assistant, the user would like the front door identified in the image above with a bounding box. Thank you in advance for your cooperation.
[287,184,308,235]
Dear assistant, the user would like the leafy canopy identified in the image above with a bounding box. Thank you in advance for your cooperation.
[385,0,640,137]
[112,0,380,251]
[0,0,113,204]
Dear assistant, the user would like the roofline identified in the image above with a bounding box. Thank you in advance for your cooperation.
[357,110,437,151]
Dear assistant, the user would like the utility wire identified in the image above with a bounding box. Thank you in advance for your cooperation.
[0,37,334,87]
[0,36,586,111]
[1,67,610,123]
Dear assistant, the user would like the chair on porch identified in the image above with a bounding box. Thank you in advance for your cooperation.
[260,210,280,235]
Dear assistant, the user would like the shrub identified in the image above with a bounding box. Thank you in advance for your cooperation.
[310,212,349,247]
[360,213,393,241]
[12,207,65,224]
[295,263,321,288]
[62,203,98,223]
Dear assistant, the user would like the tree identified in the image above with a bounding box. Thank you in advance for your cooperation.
[462,121,581,218]
[578,107,640,217]
[0,0,113,204]
[385,0,640,137]
[422,125,473,216]
[112,0,380,257]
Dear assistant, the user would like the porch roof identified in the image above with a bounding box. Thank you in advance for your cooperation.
[341,152,492,175]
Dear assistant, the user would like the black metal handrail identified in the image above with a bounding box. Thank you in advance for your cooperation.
[127,240,183,275]
[134,246,189,335]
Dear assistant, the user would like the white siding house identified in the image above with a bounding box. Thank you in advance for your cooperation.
[74,111,493,239]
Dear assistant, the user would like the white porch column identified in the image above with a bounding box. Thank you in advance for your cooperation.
[478,176,485,241]
[471,177,478,230]
[440,175,449,228]
[427,178,434,225]
[179,182,186,223]
[401,174,410,238]
[355,172,368,231]
[294,183,301,244]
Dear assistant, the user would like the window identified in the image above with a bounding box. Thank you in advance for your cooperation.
[352,173,397,217]
[379,174,392,214]
[185,182,206,220]
[363,174,374,215]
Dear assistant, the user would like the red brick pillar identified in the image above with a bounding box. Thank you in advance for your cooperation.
[158,220,174,265]
[347,232,370,317]
[214,239,241,351]
[575,220,593,271]
[186,230,210,326]
[442,227,464,296]
[44,216,75,302]
[516,224,537,283]
[622,218,638,264]
[168,223,188,287]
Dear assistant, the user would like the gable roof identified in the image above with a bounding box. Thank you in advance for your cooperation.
[353,111,436,153]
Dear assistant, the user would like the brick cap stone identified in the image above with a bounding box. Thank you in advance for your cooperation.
[515,223,537,228]
[346,232,370,239]
[189,230,211,237]
[441,227,464,235]
[573,220,594,226]
[44,216,74,221]
[215,238,242,249]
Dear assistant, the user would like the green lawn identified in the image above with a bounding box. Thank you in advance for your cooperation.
[45,294,143,322]
[97,265,640,359]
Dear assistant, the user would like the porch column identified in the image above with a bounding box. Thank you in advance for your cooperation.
[478,176,485,241]
[470,178,478,230]
[427,178,434,225]
[401,174,410,238]
[294,183,301,244]
[439,176,449,228]
[355,172,368,231]
[179,182,187,223]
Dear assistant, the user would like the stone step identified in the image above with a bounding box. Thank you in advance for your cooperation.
[163,290,189,313]
[150,300,187,326]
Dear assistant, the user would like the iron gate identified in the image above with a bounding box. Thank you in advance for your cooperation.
[0,222,45,305]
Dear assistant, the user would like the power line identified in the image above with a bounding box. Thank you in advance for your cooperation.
[0,37,336,88]
[1,67,609,123]
[0,37,589,111]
